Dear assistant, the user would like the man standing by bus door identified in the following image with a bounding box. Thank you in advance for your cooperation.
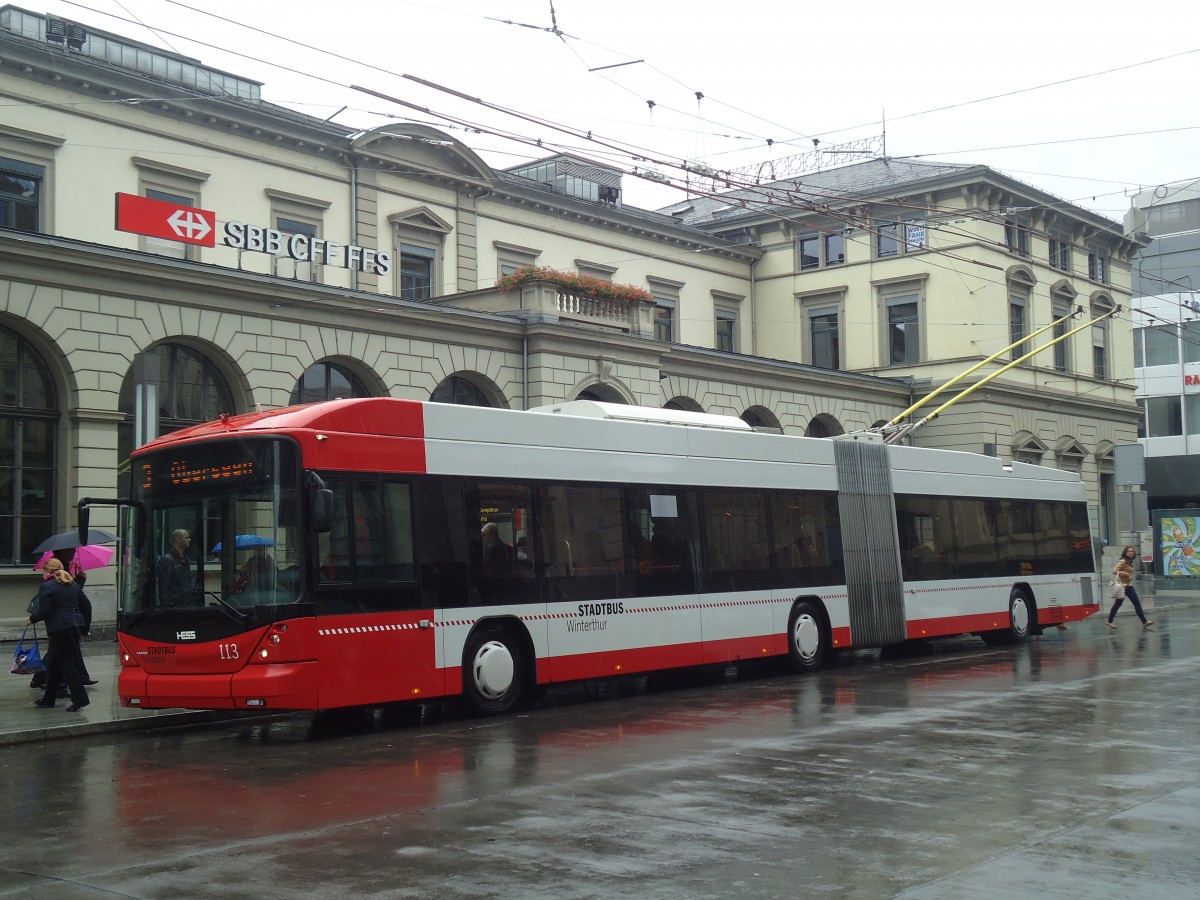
[157,528,196,605]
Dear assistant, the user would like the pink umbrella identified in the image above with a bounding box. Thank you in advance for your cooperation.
[33,544,115,573]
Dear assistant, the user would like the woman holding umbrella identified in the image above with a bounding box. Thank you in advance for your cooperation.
[27,557,91,712]
[29,548,97,692]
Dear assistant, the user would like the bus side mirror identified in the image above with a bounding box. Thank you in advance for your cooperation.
[311,488,333,533]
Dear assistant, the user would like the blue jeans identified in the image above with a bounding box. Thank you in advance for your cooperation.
[1108,584,1148,624]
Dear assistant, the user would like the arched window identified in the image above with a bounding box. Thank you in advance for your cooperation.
[291,361,370,406]
[0,325,58,564]
[741,405,782,433]
[575,384,626,404]
[118,343,234,490]
[664,397,703,413]
[431,375,492,407]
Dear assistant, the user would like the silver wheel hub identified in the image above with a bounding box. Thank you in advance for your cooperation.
[1011,597,1029,635]
[472,640,515,700]
[793,614,820,661]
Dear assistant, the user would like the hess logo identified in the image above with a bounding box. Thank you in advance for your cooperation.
[176,630,197,641]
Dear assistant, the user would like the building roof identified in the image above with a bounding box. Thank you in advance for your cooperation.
[655,157,1130,234]
[657,159,984,227]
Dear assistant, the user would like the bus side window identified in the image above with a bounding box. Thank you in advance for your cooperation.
[414,478,471,607]
[538,483,632,602]
[471,482,536,605]
[317,478,351,583]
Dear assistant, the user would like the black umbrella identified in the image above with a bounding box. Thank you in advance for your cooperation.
[31,528,120,555]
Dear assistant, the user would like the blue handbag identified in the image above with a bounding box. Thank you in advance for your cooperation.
[10,625,45,675]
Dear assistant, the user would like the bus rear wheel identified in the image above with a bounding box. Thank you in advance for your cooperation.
[787,601,827,673]
[462,624,525,716]
[981,588,1033,646]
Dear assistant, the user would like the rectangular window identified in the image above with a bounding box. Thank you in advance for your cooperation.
[654,299,675,342]
[1092,323,1107,379]
[1098,472,1114,543]
[1147,198,1200,236]
[799,233,846,269]
[626,487,695,596]
[471,482,536,605]
[1187,393,1200,435]
[877,218,925,258]
[767,491,842,584]
[0,158,44,233]
[1144,325,1180,367]
[1004,219,1029,256]
[905,219,927,251]
[798,235,820,270]
[824,232,845,265]
[145,188,194,259]
[1186,321,1200,364]
[876,221,900,257]
[887,296,920,364]
[318,478,417,605]
[275,216,317,281]
[1145,396,1183,437]
[810,309,840,370]
[495,241,540,279]
[715,311,736,352]
[1088,250,1108,283]
[701,490,771,591]
[1009,296,1027,361]
[398,243,435,300]
[1049,237,1072,272]
[538,483,633,603]
[1053,303,1071,373]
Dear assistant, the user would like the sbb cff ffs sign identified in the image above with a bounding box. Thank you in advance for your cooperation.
[115,192,216,246]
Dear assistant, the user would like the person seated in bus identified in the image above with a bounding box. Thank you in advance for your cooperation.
[481,522,513,577]
[156,528,196,605]
[235,546,275,593]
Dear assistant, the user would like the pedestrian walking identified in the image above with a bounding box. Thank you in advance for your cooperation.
[1107,545,1154,630]
[27,557,91,711]
[29,552,96,693]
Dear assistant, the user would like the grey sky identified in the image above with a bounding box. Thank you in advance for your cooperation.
[31,0,1200,219]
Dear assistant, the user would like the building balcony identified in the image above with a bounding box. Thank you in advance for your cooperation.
[432,279,655,338]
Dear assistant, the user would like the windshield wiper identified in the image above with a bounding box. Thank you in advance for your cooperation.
[204,590,248,620]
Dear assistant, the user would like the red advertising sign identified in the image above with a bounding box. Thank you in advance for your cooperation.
[114,192,216,247]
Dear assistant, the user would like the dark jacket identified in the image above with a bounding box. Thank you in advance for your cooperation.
[30,578,88,634]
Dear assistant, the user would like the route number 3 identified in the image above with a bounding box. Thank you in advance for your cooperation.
[219,643,239,660]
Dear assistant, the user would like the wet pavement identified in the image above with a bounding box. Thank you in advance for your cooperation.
[1,598,1198,899]
[0,639,263,746]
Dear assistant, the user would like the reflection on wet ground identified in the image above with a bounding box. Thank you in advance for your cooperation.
[2,611,1197,899]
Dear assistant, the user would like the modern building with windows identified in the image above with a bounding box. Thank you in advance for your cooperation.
[0,5,1144,622]
[1126,179,1200,510]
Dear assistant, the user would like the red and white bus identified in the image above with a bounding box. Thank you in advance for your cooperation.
[95,398,1098,715]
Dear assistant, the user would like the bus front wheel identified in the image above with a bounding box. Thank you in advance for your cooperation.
[462,624,525,716]
[787,601,827,673]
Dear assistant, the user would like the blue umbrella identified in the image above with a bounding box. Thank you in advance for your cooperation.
[211,534,274,554]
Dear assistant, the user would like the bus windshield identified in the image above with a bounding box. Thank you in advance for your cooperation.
[122,437,303,627]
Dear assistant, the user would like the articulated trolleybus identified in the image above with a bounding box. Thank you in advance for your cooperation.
[99,398,1097,715]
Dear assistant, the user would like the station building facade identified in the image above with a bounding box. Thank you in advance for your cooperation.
[0,5,1143,622]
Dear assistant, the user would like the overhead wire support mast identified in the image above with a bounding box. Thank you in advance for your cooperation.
[881,306,1123,445]
[874,304,1085,437]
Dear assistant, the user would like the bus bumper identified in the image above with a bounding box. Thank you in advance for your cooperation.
[119,661,320,710]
